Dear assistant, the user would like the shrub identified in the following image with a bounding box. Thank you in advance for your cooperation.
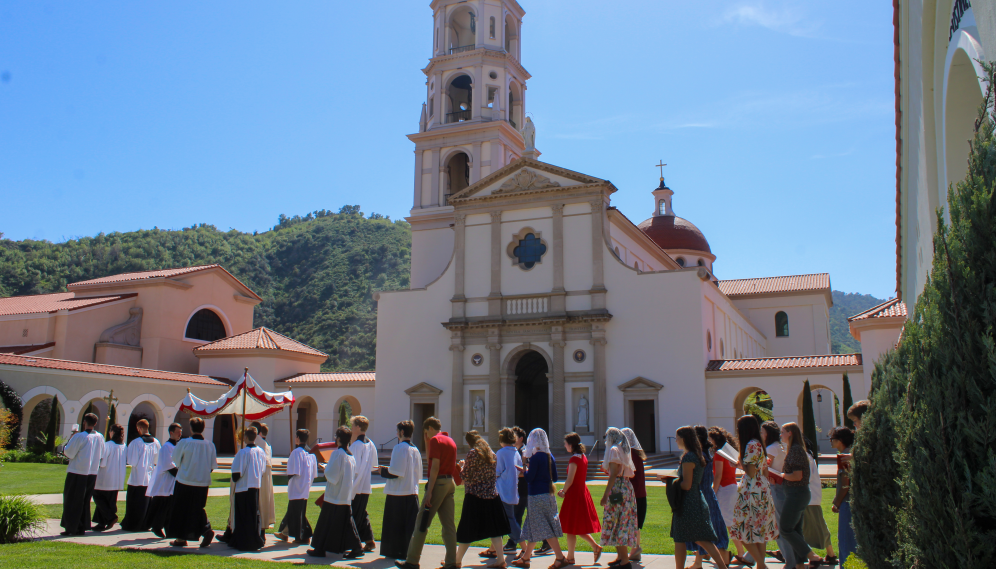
[0,494,44,543]
[1,449,67,464]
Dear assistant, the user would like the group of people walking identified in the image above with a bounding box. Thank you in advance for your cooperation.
[61,404,866,569]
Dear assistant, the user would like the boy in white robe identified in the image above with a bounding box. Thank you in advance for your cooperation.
[92,424,127,532]
[229,427,269,551]
[165,417,217,548]
[349,415,378,552]
[146,422,182,537]
[120,418,160,531]
[275,428,318,544]
[61,413,104,536]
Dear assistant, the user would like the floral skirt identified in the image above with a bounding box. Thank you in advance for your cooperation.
[599,478,639,548]
[520,493,563,543]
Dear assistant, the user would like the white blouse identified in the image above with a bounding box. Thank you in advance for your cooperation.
[65,430,105,476]
[126,436,161,487]
[286,446,318,500]
[173,435,218,487]
[95,441,127,491]
[384,440,422,496]
[231,444,268,492]
[146,440,178,497]
[324,448,356,505]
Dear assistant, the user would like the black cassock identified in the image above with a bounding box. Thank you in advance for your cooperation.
[311,502,361,554]
[278,499,313,543]
[120,484,151,530]
[61,473,97,534]
[91,490,119,528]
[230,488,265,551]
[165,482,211,541]
[145,495,172,534]
[380,494,420,560]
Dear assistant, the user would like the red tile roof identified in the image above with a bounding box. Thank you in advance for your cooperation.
[706,353,862,372]
[717,274,831,297]
[0,343,55,355]
[848,297,907,321]
[68,264,262,301]
[0,292,137,317]
[193,327,328,359]
[275,372,375,384]
[0,353,229,385]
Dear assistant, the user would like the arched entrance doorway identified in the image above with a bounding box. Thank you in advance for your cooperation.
[808,386,840,454]
[24,394,64,450]
[513,350,549,434]
[127,401,159,443]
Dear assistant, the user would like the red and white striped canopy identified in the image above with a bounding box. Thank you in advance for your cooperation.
[179,370,294,421]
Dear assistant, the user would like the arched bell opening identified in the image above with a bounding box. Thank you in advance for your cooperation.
[446,74,473,124]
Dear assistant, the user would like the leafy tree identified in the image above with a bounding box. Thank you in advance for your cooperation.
[743,390,773,422]
[801,379,818,458]
[842,372,854,429]
[0,379,23,449]
[43,396,59,453]
[337,401,351,429]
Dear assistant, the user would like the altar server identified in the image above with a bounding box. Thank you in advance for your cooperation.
[379,420,422,560]
[146,422,182,538]
[61,413,104,536]
[228,427,268,551]
[256,423,277,529]
[350,415,378,552]
[308,425,362,559]
[92,424,127,532]
[275,429,319,544]
[166,417,217,548]
[120,419,160,531]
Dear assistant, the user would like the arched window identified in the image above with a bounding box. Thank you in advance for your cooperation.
[444,151,470,203]
[706,330,712,351]
[676,257,685,267]
[446,75,473,123]
[659,200,666,215]
[490,17,496,39]
[697,259,705,267]
[185,309,227,341]
[775,311,790,337]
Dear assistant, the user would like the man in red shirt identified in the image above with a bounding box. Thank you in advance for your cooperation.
[396,416,461,569]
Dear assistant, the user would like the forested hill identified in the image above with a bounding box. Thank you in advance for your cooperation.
[0,207,411,372]
[830,290,888,354]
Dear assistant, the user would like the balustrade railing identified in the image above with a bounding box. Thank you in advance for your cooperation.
[449,44,476,54]
[506,296,548,316]
[446,109,472,123]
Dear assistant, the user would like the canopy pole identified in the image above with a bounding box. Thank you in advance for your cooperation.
[288,389,294,453]
[240,367,248,450]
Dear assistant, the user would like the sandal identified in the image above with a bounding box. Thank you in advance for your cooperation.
[548,559,570,569]
[480,549,498,558]
[593,545,603,564]
[512,559,531,569]
[564,559,575,566]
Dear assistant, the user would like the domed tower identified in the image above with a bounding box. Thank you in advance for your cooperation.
[637,176,716,273]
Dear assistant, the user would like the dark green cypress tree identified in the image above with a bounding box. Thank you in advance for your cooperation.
[801,379,818,458]
[851,350,906,568]
[43,395,60,453]
[842,372,854,429]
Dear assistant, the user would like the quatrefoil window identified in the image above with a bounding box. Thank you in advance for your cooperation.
[507,227,548,271]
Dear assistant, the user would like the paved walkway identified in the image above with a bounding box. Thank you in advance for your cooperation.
[36,519,709,568]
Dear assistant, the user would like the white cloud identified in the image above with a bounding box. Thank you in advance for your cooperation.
[720,2,819,38]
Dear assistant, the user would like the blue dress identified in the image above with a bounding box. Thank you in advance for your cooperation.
[686,452,730,553]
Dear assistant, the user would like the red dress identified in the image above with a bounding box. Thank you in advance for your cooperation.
[558,454,602,535]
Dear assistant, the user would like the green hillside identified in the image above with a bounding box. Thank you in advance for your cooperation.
[0,207,410,372]
[830,290,887,354]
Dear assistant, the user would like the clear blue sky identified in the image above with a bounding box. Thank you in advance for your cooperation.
[0,1,897,298]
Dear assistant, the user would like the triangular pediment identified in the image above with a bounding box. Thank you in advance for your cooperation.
[450,158,611,202]
[618,376,664,391]
[405,381,443,395]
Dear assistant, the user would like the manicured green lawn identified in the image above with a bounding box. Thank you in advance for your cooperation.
[3,463,238,495]
[40,485,849,557]
[0,541,307,568]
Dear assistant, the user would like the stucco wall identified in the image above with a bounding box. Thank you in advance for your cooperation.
[728,293,830,357]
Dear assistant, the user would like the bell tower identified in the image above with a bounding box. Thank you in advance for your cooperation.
[407,0,531,289]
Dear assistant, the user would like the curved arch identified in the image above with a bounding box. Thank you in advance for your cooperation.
[775,311,790,337]
[292,396,319,441]
[182,304,232,343]
[444,73,474,122]
[733,386,764,424]
[20,388,69,449]
[333,395,361,425]
[440,145,474,169]
[127,400,163,443]
[502,343,554,376]
[941,28,986,212]
[77,394,109,434]
[797,383,841,453]
[446,3,477,52]
[19,385,70,409]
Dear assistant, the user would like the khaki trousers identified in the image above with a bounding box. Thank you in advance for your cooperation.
[406,477,457,566]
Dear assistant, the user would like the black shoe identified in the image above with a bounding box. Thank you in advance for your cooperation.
[308,549,327,557]
[395,562,419,569]
[59,531,74,536]
[344,549,364,559]
[152,528,165,538]
[200,530,214,548]
[535,543,553,556]
[91,524,107,532]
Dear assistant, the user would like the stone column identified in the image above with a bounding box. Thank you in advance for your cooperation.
[471,141,483,184]
[488,211,503,316]
[413,149,424,209]
[589,198,607,309]
[450,330,465,439]
[551,203,566,315]
[452,214,467,318]
[549,326,567,443]
[429,149,440,207]
[486,329,502,441]
[590,324,608,437]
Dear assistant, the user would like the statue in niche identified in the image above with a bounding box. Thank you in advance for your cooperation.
[473,396,485,428]
[576,394,589,429]
[522,116,536,152]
